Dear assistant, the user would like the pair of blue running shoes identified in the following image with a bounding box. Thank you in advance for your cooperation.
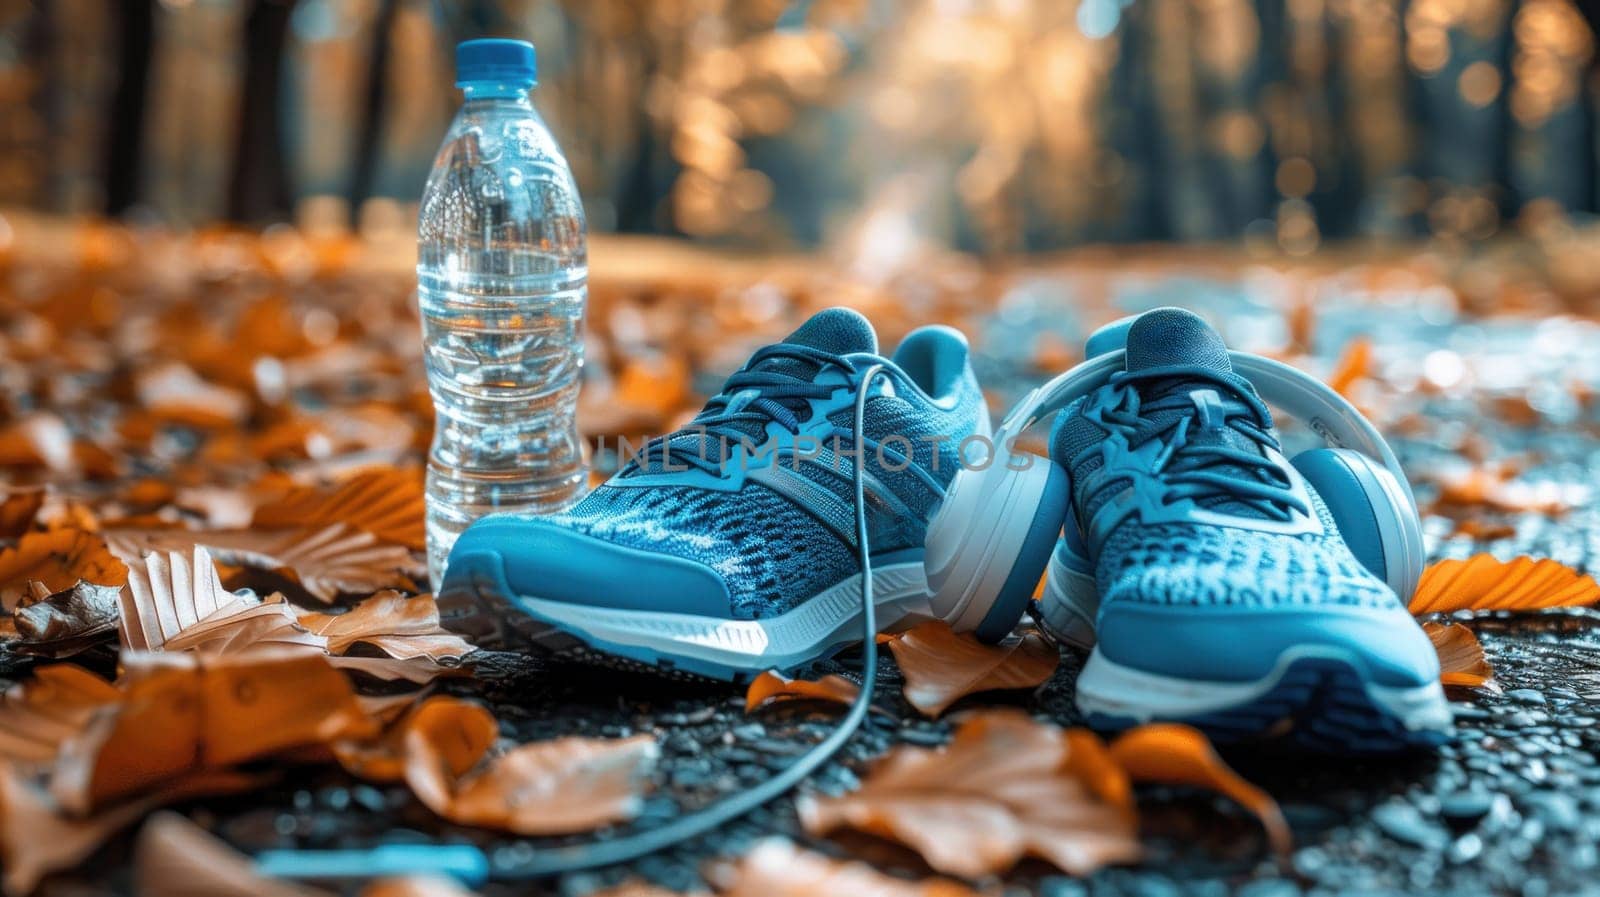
[440,307,1453,752]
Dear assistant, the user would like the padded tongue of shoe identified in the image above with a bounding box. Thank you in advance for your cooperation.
[1121,307,1279,519]
[1124,307,1232,375]
[783,307,879,356]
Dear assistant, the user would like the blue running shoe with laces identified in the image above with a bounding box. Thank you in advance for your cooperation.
[437,308,989,681]
[1039,308,1452,752]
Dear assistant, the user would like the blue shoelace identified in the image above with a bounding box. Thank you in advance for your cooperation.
[633,343,858,476]
[1092,363,1309,521]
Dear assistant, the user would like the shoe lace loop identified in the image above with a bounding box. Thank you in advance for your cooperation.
[1095,364,1309,520]
[632,344,857,476]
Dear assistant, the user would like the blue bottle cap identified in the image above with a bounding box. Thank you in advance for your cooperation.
[456,38,537,89]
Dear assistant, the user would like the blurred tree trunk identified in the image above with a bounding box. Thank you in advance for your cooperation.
[227,0,295,223]
[348,0,399,224]
[104,0,154,214]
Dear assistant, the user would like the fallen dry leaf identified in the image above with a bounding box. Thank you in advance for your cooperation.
[1,762,264,897]
[1424,621,1494,688]
[298,591,474,670]
[117,545,323,654]
[887,622,1059,717]
[252,469,425,550]
[11,581,121,656]
[1107,724,1291,857]
[133,812,323,897]
[105,523,422,603]
[0,528,127,611]
[0,665,121,768]
[359,877,481,897]
[1426,465,1582,516]
[51,649,375,814]
[135,362,251,429]
[799,710,1140,878]
[0,491,44,538]
[744,670,861,713]
[1326,336,1372,398]
[394,696,659,835]
[1408,555,1600,614]
[710,839,979,897]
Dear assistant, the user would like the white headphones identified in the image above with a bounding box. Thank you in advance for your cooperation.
[923,320,1423,642]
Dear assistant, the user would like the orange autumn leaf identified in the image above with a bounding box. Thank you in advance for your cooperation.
[1408,555,1600,614]
[887,622,1059,717]
[0,666,121,768]
[105,523,423,603]
[298,591,474,667]
[252,469,425,550]
[0,490,44,539]
[1107,724,1292,858]
[134,812,324,897]
[799,710,1140,878]
[1423,621,1494,688]
[1428,466,1577,516]
[396,696,659,836]
[50,649,376,814]
[0,528,127,612]
[2,763,265,897]
[711,839,980,897]
[1326,336,1372,398]
[744,670,861,713]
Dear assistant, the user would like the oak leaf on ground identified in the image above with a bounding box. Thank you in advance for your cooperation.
[297,590,474,680]
[117,545,323,654]
[1408,554,1600,614]
[886,621,1060,717]
[799,709,1140,878]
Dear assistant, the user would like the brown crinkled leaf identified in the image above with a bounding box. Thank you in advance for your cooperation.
[105,523,422,603]
[887,622,1060,717]
[51,648,376,814]
[1424,621,1495,689]
[117,545,325,654]
[1107,724,1291,858]
[1408,555,1600,614]
[0,665,121,768]
[1,762,265,897]
[0,414,77,474]
[799,710,1140,878]
[395,696,659,835]
[744,670,861,713]
[710,839,979,897]
[134,812,326,897]
[252,469,425,550]
[12,581,122,656]
[0,528,128,612]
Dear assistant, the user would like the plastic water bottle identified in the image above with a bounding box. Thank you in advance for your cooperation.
[417,39,587,586]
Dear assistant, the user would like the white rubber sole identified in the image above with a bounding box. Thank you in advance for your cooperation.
[499,560,934,677]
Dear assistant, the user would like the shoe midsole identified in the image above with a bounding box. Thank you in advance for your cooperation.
[1075,644,1453,732]
[504,561,933,673]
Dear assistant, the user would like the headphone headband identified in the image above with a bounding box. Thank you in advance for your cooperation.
[998,349,1416,514]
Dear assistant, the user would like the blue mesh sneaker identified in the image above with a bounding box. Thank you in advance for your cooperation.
[438,308,989,681]
[1040,308,1451,752]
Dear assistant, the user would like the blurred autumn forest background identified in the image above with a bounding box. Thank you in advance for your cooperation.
[5,0,1600,259]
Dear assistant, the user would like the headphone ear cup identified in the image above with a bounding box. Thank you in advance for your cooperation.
[1292,447,1424,602]
[924,456,1068,641]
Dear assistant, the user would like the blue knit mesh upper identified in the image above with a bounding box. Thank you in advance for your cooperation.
[554,309,986,620]
[1051,308,1400,611]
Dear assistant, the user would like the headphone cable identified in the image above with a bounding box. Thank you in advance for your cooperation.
[256,364,891,884]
